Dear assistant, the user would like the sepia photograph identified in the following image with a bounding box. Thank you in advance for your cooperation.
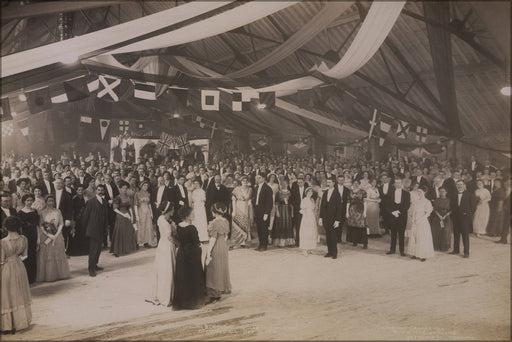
[0,0,510,340]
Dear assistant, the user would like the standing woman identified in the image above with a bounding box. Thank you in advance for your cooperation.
[147,205,177,307]
[299,187,318,256]
[230,177,252,248]
[406,183,421,236]
[83,179,96,202]
[110,181,138,257]
[173,206,205,310]
[32,186,46,213]
[205,203,232,304]
[16,194,39,284]
[487,179,505,237]
[346,180,368,249]
[1,216,32,334]
[365,178,382,237]
[408,186,434,261]
[190,179,209,243]
[135,181,156,248]
[272,180,294,247]
[67,184,89,256]
[267,173,279,242]
[36,195,71,282]
[473,179,491,237]
[430,187,452,251]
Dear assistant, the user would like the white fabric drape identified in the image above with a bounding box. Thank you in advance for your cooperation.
[107,2,299,55]
[319,1,406,79]
[1,2,232,77]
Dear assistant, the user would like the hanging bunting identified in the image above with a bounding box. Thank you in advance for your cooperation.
[26,87,52,114]
[134,82,156,100]
[176,133,191,155]
[98,75,121,101]
[135,120,145,131]
[80,115,92,124]
[87,76,100,92]
[2,121,14,137]
[157,132,174,156]
[232,92,250,111]
[64,76,90,101]
[1,97,13,121]
[119,120,130,133]
[99,119,111,141]
[414,125,428,143]
[379,114,394,146]
[201,90,220,111]
[396,120,410,139]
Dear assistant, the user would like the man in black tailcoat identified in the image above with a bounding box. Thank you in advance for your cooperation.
[319,177,342,259]
[252,173,273,251]
[450,180,477,258]
[385,175,410,256]
[205,174,229,222]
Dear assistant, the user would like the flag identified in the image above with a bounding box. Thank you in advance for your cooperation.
[119,120,130,133]
[259,92,275,109]
[176,133,191,155]
[87,76,99,92]
[201,90,220,111]
[368,108,378,138]
[396,120,410,139]
[97,76,132,102]
[157,132,175,156]
[1,97,13,121]
[64,76,90,101]
[26,87,52,114]
[232,92,251,111]
[17,119,29,136]
[134,82,156,100]
[379,114,393,146]
[80,115,92,124]
[99,119,110,141]
[2,121,13,136]
[414,125,428,143]
[199,122,206,128]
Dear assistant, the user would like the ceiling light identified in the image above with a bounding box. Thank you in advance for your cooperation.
[257,103,266,109]
[500,86,511,96]
[172,113,181,118]
[18,93,26,101]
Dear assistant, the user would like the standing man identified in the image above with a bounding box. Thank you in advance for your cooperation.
[205,174,229,222]
[450,180,476,258]
[0,193,17,239]
[252,173,273,251]
[38,170,55,196]
[385,176,410,256]
[379,173,393,235]
[336,174,350,244]
[170,175,189,223]
[496,178,511,244]
[290,177,308,247]
[81,184,109,277]
[319,177,342,259]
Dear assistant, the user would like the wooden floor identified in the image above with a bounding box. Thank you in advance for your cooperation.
[3,233,510,340]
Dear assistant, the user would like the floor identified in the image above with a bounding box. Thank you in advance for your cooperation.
[3,232,510,340]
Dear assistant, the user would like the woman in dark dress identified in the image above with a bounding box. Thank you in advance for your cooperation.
[346,180,368,249]
[173,206,205,310]
[67,184,89,256]
[17,194,38,284]
[431,187,452,251]
[487,179,505,237]
[110,181,138,257]
[272,180,295,247]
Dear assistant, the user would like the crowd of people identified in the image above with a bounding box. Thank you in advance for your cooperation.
[1,147,510,333]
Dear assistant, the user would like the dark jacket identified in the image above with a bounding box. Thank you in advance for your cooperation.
[81,196,109,240]
[252,182,273,218]
[319,188,342,228]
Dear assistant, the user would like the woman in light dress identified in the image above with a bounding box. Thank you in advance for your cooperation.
[299,187,318,256]
[147,205,177,307]
[135,181,156,247]
[359,171,371,191]
[190,179,209,243]
[473,179,491,236]
[31,186,47,213]
[230,177,252,248]
[405,183,421,237]
[406,187,435,261]
[365,178,382,236]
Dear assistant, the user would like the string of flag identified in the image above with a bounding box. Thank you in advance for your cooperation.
[368,108,429,146]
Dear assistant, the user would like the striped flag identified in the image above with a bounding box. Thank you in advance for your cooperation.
[134,82,156,100]
[379,115,394,146]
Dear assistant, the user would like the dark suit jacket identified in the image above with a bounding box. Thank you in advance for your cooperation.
[75,174,93,188]
[170,185,189,209]
[206,183,229,208]
[56,190,73,222]
[202,177,215,192]
[384,189,410,229]
[252,182,273,218]
[290,182,309,213]
[319,189,342,228]
[378,183,394,212]
[38,180,55,197]
[441,178,457,201]
[411,176,430,190]
[72,195,86,221]
[451,191,476,221]
[8,180,17,194]
[81,196,109,240]
[151,185,172,212]
[335,184,350,220]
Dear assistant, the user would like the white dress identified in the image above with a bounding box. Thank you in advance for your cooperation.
[148,216,176,306]
[473,188,491,234]
[406,190,421,235]
[191,188,209,242]
[406,198,435,259]
[299,198,318,250]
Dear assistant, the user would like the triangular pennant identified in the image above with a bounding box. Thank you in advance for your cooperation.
[99,119,110,141]
[201,90,220,111]
[26,87,52,114]
[1,97,13,121]
[259,91,275,109]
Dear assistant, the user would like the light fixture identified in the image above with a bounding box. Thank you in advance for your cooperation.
[18,93,26,101]
[172,113,181,118]
[500,86,511,96]
[257,103,266,109]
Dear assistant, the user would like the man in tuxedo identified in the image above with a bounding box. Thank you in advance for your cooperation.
[170,175,189,222]
[63,176,76,197]
[75,168,92,189]
[379,173,393,235]
[54,178,73,253]
[39,170,55,196]
[152,176,172,232]
[468,155,479,175]
[486,171,498,195]
[202,168,216,192]
[385,176,410,256]
[441,169,458,203]
[8,168,20,194]
[450,180,476,258]
[102,174,117,248]
[336,174,350,243]
[0,193,17,239]
[205,174,229,222]
[427,176,443,201]
[496,178,511,244]
[411,167,430,190]
[290,177,307,247]
[81,184,109,277]
[319,178,342,259]
[252,173,273,251]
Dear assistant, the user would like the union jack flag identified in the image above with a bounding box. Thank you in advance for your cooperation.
[176,133,191,155]
[156,132,175,156]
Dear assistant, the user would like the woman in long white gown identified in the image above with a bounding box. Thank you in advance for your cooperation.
[407,187,435,261]
[473,179,491,236]
[146,207,177,307]
[190,179,209,242]
[405,183,421,237]
[299,188,318,256]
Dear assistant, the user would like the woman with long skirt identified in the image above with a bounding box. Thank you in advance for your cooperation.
[16,194,38,284]
[272,180,294,247]
[135,181,157,248]
[473,179,491,236]
[110,181,138,257]
[346,180,368,249]
[365,178,382,237]
[147,205,177,307]
[205,203,231,304]
[408,187,435,261]
[430,187,453,251]
[173,206,205,310]
[190,179,209,243]
[487,179,505,237]
[299,187,318,256]
[230,177,252,248]
[1,217,32,334]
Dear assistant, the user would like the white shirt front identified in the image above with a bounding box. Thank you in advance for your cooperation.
[1,207,11,218]
[96,194,103,204]
[256,183,263,206]
[327,188,334,202]
[299,186,304,199]
[157,186,165,206]
[458,193,463,206]
[337,184,344,199]
[44,180,52,194]
[383,183,389,195]
[56,189,63,209]
[106,183,113,199]
[417,176,422,183]
[435,186,440,198]
[394,189,401,204]
[178,184,186,198]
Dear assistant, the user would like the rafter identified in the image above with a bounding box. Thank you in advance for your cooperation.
[1,1,123,20]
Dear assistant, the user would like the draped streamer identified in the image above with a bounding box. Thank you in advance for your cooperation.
[107,2,299,55]
[1,2,232,77]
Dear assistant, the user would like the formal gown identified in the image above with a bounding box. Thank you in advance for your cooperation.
[1,235,32,332]
[32,198,46,213]
[268,183,279,232]
[272,189,295,247]
[230,186,252,246]
[365,187,381,235]
[17,210,39,284]
[299,197,317,250]
[406,198,435,259]
[406,190,421,236]
[110,195,138,256]
[173,224,205,310]
[473,188,491,235]
[135,191,156,246]
[148,216,177,306]
[430,198,453,251]
[206,217,231,298]
[487,188,505,236]
[36,209,70,282]
[346,189,367,245]
[191,188,209,242]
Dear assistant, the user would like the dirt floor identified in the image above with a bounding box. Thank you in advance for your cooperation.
[3,232,510,340]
